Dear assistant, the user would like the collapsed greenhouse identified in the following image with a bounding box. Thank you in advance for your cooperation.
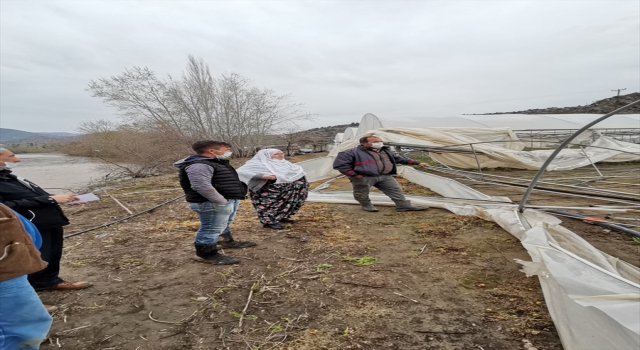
[299,106,640,350]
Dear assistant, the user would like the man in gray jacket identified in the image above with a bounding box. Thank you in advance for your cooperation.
[333,136,428,212]
[174,141,256,265]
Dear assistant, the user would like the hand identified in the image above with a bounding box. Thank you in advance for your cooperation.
[51,194,79,204]
[262,174,277,180]
[354,174,364,179]
[417,163,428,168]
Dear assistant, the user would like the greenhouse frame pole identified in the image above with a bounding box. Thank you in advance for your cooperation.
[518,99,640,213]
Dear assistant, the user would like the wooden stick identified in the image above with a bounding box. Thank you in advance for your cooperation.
[415,330,471,334]
[102,189,134,214]
[54,324,91,335]
[337,281,398,289]
[238,283,256,329]
[147,310,195,325]
[280,257,303,262]
[393,292,419,303]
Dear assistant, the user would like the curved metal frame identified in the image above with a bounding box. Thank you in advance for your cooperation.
[517,99,640,213]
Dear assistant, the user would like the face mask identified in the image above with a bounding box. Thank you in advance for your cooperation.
[216,151,232,159]
[1,162,18,169]
[371,142,384,149]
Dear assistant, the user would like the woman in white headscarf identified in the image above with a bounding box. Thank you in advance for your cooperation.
[237,149,309,230]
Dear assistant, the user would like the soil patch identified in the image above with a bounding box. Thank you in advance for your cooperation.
[40,174,563,350]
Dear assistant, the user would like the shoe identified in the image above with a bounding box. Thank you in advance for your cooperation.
[357,200,379,212]
[218,232,257,248]
[394,200,429,212]
[194,243,239,265]
[263,223,286,230]
[280,218,297,224]
[35,281,93,291]
[218,240,257,248]
[44,304,58,313]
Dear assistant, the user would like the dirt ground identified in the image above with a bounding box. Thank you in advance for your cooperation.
[37,156,639,350]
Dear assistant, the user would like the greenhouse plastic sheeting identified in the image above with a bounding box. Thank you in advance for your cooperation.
[318,126,640,172]
[342,127,359,141]
[306,169,640,350]
[366,113,640,131]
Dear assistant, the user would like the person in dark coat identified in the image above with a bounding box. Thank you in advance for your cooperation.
[0,148,92,291]
[333,136,429,212]
[174,141,257,265]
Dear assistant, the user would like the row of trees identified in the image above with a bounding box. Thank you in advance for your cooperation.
[69,56,318,176]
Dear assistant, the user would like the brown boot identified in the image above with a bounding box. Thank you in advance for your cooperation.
[36,281,93,291]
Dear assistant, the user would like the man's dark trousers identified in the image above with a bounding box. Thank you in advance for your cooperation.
[27,227,64,289]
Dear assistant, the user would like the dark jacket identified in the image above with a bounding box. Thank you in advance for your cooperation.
[0,204,48,282]
[333,146,418,177]
[174,155,247,203]
[0,170,70,229]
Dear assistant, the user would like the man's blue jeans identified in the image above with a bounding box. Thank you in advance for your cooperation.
[0,275,52,350]
[189,199,240,245]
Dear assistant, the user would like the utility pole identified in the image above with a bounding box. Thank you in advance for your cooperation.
[612,88,626,96]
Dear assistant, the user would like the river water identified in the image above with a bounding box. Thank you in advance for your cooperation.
[10,153,110,193]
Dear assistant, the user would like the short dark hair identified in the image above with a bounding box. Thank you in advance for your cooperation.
[359,136,382,144]
[192,140,231,154]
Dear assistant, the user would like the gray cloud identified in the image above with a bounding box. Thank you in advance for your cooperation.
[1,0,638,132]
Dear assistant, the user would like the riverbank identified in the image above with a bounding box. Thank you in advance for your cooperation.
[10,153,111,192]
[38,169,565,350]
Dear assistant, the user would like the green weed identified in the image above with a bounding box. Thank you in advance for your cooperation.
[342,256,378,266]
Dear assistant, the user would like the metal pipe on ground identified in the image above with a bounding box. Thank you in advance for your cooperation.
[426,165,640,200]
[64,194,186,239]
[518,99,640,212]
[450,176,640,206]
[429,167,640,203]
[527,206,640,213]
[543,210,640,238]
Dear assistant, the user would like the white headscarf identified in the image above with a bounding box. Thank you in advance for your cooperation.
[237,149,306,184]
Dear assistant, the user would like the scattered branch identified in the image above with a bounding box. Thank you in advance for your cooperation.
[147,310,196,325]
[393,292,419,303]
[337,281,398,289]
[238,282,258,330]
[54,324,92,335]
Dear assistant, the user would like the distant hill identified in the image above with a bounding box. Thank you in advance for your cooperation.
[302,123,359,139]
[476,92,640,115]
[0,128,78,144]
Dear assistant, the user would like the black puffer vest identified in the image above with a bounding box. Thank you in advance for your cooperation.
[178,159,247,202]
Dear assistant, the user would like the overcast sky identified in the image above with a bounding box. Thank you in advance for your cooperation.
[1,0,638,133]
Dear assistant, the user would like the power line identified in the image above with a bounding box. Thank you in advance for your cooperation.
[612,88,627,97]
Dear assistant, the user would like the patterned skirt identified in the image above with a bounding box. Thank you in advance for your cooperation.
[250,177,309,224]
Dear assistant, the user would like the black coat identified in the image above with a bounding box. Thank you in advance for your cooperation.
[0,170,70,230]
[333,145,418,177]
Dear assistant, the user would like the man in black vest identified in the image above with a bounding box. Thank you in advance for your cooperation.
[175,141,256,265]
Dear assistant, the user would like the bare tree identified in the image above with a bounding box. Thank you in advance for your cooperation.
[87,67,190,145]
[87,55,316,157]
